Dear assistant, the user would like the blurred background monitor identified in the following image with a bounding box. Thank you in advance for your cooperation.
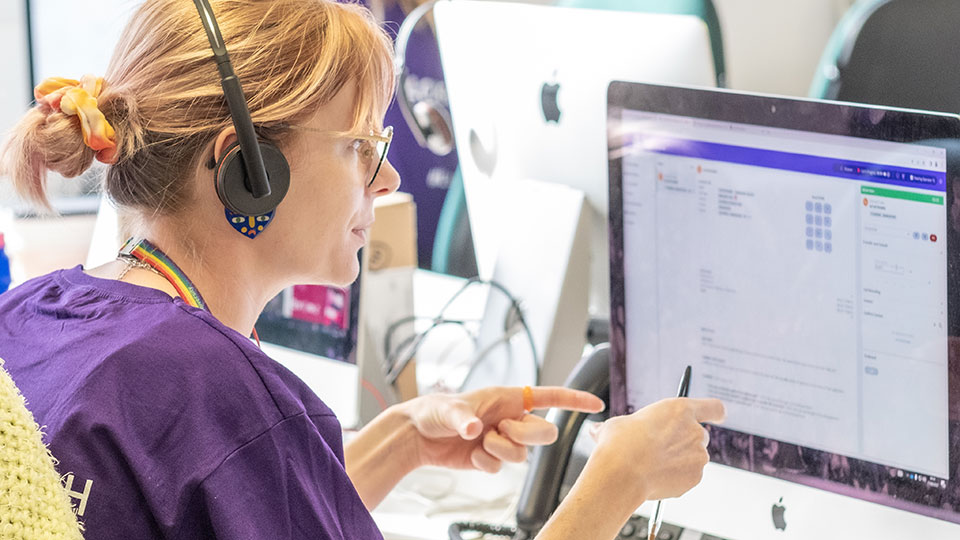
[256,283,360,362]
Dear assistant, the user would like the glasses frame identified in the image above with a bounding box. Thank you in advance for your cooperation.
[285,125,393,187]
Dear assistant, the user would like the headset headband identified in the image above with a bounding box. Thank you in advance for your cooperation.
[192,0,272,200]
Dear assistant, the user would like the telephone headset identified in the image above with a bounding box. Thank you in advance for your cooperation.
[192,0,290,217]
[195,0,445,214]
[393,0,455,156]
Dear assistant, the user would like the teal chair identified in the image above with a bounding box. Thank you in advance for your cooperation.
[431,0,727,277]
[809,0,960,113]
[555,0,726,87]
[808,0,883,100]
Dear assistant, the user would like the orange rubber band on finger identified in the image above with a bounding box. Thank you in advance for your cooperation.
[522,385,534,412]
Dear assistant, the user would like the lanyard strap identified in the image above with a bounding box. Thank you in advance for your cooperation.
[119,237,208,310]
[118,237,261,346]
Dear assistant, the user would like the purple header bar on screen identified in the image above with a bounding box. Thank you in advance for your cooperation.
[635,136,947,192]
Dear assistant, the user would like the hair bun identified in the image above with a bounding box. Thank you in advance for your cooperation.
[0,108,96,210]
[34,76,117,164]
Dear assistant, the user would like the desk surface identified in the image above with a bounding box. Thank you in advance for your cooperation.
[372,463,526,540]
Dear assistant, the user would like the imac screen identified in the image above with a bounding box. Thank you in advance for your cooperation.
[607,82,960,524]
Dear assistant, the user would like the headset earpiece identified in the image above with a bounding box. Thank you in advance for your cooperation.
[214,141,290,216]
[193,0,290,220]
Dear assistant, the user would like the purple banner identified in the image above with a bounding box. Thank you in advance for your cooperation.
[634,136,947,192]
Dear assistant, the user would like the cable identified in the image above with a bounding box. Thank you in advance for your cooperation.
[481,280,539,385]
[456,319,533,391]
[383,315,477,365]
[382,278,539,389]
[383,317,478,386]
[359,377,389,412]
[383,276,487,383]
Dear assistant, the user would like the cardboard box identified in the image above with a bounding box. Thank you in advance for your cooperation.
[366,191,418,271]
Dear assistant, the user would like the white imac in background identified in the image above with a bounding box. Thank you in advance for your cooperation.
[434,0,716,387]
[607,81,960,539]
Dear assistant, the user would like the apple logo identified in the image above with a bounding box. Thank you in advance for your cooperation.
[771,497,787,531]
[541,78,561,123]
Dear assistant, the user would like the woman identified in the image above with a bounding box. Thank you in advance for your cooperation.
[0,0,724,538]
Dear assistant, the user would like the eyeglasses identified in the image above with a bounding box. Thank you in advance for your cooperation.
[285,125,393,187]
[361,125,393,188]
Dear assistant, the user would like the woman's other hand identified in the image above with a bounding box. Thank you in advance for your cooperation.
[535,397,726,540]
[588,397,726,501]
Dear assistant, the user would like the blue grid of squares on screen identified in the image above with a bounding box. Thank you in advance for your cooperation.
[805,200,832,253]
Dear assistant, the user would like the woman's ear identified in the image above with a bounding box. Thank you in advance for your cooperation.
[212,126,239,163]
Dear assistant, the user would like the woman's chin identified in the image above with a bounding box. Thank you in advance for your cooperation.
[296,252,361,288]
[326,259,361,288]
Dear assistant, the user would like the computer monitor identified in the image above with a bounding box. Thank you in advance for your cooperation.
[607,81,960,539]
[435,0,717,319]
[256,283,360,362]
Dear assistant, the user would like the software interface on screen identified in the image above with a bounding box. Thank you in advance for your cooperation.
[616,109,959,517]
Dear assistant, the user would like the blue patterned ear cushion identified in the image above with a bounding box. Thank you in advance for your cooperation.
[214,142,290,216]
[225,208,275,239]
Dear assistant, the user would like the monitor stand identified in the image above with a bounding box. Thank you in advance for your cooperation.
[461,178,592,390]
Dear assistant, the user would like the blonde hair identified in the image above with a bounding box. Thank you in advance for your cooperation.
[1,0,395,213]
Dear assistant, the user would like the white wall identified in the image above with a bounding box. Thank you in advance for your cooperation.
[0,1,30,205]
[715,0,855,96]
[30,0,138,83]
[524,0,857,97]
[0,1,30,135]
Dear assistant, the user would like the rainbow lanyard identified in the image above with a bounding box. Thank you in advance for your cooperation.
[119,237,208,310]
[118,237,261,346]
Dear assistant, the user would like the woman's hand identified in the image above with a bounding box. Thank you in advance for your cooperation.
[588,397,726,501]
[536,397,726,540]
[401,386,605,472]
[345,385,601,510]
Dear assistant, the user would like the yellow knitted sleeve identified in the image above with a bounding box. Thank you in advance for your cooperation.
[0,358,83,539]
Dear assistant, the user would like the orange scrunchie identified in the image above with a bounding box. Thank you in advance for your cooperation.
[34,75,118,164]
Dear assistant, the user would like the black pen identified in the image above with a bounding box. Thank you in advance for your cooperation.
[648,365,692,540]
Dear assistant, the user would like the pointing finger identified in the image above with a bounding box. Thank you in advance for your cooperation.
[524,386,605,414]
